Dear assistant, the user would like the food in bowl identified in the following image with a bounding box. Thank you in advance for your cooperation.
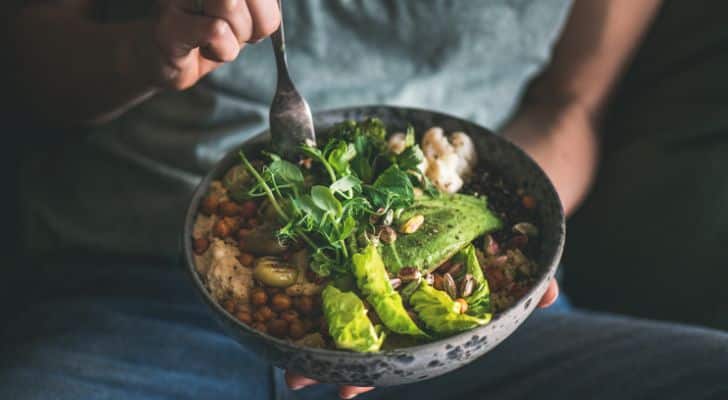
[191,118,541,352]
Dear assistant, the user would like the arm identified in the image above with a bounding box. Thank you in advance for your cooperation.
[8,0,280,126]
[502,0,662,216]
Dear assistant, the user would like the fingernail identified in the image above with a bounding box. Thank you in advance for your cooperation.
[290,385,304,390]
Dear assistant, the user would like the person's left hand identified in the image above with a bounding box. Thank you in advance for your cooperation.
[286,279,559,399]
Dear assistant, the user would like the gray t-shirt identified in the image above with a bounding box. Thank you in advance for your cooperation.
[20,0,572,260]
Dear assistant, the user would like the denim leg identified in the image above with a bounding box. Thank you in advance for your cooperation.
[2,264,727,400]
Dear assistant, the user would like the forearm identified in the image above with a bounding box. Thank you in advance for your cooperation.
[9,4,159,126]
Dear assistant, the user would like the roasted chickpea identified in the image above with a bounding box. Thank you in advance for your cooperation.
[279,309,299,322]
[193,237,210,255]
[237,252,255,267]
[212,219,232,238]
[242,200,257,218]
[253,305,275,322]
[288,319,306,340]
[267,319,289,338]
[270,293,292,312]
[200,194,220,215]
[252,321,267,333]
[222,298,236,314]
[223,217,241,232]
[219,201,242,217]
[236,310,252,324]
[251,288,268,306]
[294,296,314,315]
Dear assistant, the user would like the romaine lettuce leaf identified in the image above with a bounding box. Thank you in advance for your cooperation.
[321,285,385,352]
[409,283,491,335]
[351,245,428,338]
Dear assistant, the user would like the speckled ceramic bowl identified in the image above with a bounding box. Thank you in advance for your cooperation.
[182,106,565,386]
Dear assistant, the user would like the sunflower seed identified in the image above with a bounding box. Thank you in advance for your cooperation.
[382,209,394,226]
[398,267,422,282]
[484,234,500,256]
[389,278,402,290]
[424,273,435,286]
[513,222,539,237]
[443,273,457,299]
[459,274,475,297]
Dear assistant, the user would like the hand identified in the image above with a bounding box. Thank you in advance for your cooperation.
[140,0,281,90]
[286,280,560,399]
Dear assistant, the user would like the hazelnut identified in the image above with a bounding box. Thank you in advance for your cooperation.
[270,293,292,312]
[193,237,210,255]
[288,319,306,340]
[200,194,220,216]
[251,288,268,306]
[219,201,242,217]
[267,319,289,338]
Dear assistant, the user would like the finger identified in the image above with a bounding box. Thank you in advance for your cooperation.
[339,386,375,399]
[284,371,319,390]
[202,0,254,44]
[538,279,559,308]
[246,0,282,42]
[157,6,240,62]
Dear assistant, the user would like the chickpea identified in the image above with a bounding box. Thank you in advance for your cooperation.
[252,321,267,333]
[251,288,268,306]
[237,252,255,267]
[219,201,242,217]
[236,310,252,324]
[280,310,299,322]
[288,319,306,340]
[212,219,232,238]
[222,298,236,314]
[522,195,537,210]
[242,200,258,218]
[270,293,292,312]
[253,305,275,322]
[193,237,210,255]
[294,296,314,315]
[267,319,289,338]
[200,194,220,216]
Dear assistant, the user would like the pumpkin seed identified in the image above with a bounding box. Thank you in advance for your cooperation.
[443,273,457,299]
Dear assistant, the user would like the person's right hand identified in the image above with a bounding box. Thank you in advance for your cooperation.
[143,0,281,90]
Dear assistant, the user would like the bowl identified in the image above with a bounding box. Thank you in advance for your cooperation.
[182,105,565,386]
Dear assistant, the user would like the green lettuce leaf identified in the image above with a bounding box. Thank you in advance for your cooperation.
[459,244,492,316]
[322,285,385,352]
[382,194,502,273]
[351,245,428,338]
[409,283,491,335]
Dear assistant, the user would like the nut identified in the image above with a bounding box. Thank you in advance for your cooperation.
[459,274,475,298]
[513,222,539,237]
[193,237,210,255]
[400,215,425,234]
[382,209,394,226]
[398,267,421,282]
[389,278,402,290]
[484,234,500,256]
[253,305,275,322]
[433,274,444,290]
[237,252,255,267]
[252,321,267,333]
[279,310,299,322]
[379,226,397,244]
[294,296,314,315]
[288,319,307,340]
[443,273,458,299]
[270,293,292,312]
[212,219,232,238]
[424,273,435,286]
[521,195,537,210]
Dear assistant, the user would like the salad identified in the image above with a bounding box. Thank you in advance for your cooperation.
[191,119,541,352]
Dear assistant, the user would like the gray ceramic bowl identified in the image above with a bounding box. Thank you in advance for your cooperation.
[182,106,565,386]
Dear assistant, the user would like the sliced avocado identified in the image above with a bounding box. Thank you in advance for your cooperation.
[381,194,501,273]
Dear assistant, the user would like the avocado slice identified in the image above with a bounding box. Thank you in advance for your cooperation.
[381,194,501,273]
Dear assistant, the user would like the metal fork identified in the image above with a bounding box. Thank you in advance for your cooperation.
[269,0,316,160]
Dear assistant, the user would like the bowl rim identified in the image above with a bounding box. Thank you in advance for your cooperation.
[181,104,565,358]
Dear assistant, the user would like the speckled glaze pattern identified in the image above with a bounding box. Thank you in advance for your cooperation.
[182,106,565,386]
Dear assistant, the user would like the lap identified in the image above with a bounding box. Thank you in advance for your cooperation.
[2,264,727,400]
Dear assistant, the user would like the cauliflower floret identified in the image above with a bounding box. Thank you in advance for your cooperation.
[421,127,477,193]
[202,239,253,304]
[387,132,408,155]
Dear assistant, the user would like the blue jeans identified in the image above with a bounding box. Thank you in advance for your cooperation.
[1,261,727,400]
